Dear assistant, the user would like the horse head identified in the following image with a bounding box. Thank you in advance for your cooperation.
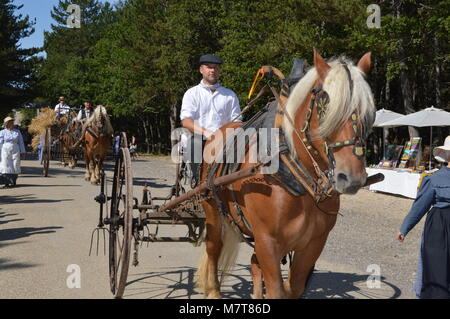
[285,50,375,195]
[91,106,113,139]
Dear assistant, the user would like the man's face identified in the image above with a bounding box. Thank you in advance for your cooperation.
[84,102,91,109]
[59,99,65,104]
[199,63,220,84]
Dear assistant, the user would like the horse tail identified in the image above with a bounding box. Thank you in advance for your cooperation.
[195,218,241,292]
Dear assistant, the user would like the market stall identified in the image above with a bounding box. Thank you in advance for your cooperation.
[366,167,423,199]
[367,106,450,198]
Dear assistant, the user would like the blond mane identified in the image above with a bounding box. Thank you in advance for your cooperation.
[283,57,376,152]
[87,105,114,136]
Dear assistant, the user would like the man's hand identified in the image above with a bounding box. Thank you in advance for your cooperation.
[397,232,405,243]
[203,130,213,139]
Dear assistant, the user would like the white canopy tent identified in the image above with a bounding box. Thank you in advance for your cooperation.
[373,108,405,127]
[380,106,450,168]
[373,109,405,160]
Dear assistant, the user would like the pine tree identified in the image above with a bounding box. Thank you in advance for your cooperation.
[0,0,39,116]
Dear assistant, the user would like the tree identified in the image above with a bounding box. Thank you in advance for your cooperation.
[0,0,39,117]
[37,0,116,107]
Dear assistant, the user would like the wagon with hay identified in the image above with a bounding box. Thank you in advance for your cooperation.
[28,108,83,176]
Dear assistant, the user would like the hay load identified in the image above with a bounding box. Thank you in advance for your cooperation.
[28,108,71,151]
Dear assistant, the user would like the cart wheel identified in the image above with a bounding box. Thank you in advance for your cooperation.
[42,128,51,177]
[120,132,128,149]
[109,147,133,298]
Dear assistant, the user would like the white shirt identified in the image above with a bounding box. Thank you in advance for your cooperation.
[54,103,71,115]
[180,81,242,132]
[77,108,92,121]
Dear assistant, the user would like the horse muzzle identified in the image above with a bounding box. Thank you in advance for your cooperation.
[334,171,367,195]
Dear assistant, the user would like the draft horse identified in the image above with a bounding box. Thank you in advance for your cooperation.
[83,105,113,184]
[196,50,376,299]
[60,118,83,169]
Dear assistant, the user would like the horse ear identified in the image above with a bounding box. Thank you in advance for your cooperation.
[313,48,330,80]
[357,52,371,75]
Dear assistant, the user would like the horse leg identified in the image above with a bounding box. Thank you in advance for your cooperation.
[196,202,223,299]
[250,253,264,299]
[95,157,103,182]
[254,236,287,299]
[285,233,329,299]
[89,158,96,184]
[84,154,91,181]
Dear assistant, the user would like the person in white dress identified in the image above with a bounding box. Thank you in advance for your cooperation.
[0,117,26,187]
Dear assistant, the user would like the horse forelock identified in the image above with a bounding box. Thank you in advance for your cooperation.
[318,58,375,139]
[283,56,375,153]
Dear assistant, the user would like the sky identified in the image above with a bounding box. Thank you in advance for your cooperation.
[13,0,114,50]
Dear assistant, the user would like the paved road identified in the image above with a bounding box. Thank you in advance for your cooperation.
[0,157,421,299]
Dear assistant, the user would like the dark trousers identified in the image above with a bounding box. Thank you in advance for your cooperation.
[183,133,205,182]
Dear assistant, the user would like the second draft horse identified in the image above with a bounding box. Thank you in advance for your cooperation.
[83,105,113,184]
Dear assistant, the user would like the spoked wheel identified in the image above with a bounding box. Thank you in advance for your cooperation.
[109,147,133,298]
[42,128,51,177]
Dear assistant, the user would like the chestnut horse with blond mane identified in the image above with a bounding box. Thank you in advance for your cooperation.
[196,50,375,299]
[83,105,113,184]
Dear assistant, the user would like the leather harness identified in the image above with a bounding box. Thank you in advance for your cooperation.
[203,61,366,246]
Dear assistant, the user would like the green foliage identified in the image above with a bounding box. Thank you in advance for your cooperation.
[30,0,449,151]
[0,0,39,116]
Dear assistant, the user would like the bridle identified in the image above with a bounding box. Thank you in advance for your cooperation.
[302,62,366,169]
[268,61,367,202]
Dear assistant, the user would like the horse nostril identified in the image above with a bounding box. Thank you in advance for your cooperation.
[337,173,348,183]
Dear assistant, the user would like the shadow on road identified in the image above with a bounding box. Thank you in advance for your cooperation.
[123,264,252,299]
[0,226,63,242]
[7,184,80,188]
[1,194,73,205]
[21,164,85,176]
[303,270,402,299]
[132,177,172,188]
[0,258,38,272]
[122,265,402,299]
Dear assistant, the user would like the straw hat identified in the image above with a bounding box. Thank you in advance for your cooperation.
[3,116,14,125]
[433,135,450,163]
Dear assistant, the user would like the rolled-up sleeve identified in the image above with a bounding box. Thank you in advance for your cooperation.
[399,176,435,236]
[180,89,198,121]
[229,93,242,122]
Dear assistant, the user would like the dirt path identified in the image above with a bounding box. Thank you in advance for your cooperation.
[0,157,421,298]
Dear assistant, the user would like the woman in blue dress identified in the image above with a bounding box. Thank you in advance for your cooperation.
[397,135,450,299]
[0,117,26,187]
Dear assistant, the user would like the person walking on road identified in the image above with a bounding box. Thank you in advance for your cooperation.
[397,135,450,299]
[0,117,26,187]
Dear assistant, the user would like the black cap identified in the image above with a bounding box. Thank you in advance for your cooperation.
[83,99,92,103]
[199,54,223,65]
